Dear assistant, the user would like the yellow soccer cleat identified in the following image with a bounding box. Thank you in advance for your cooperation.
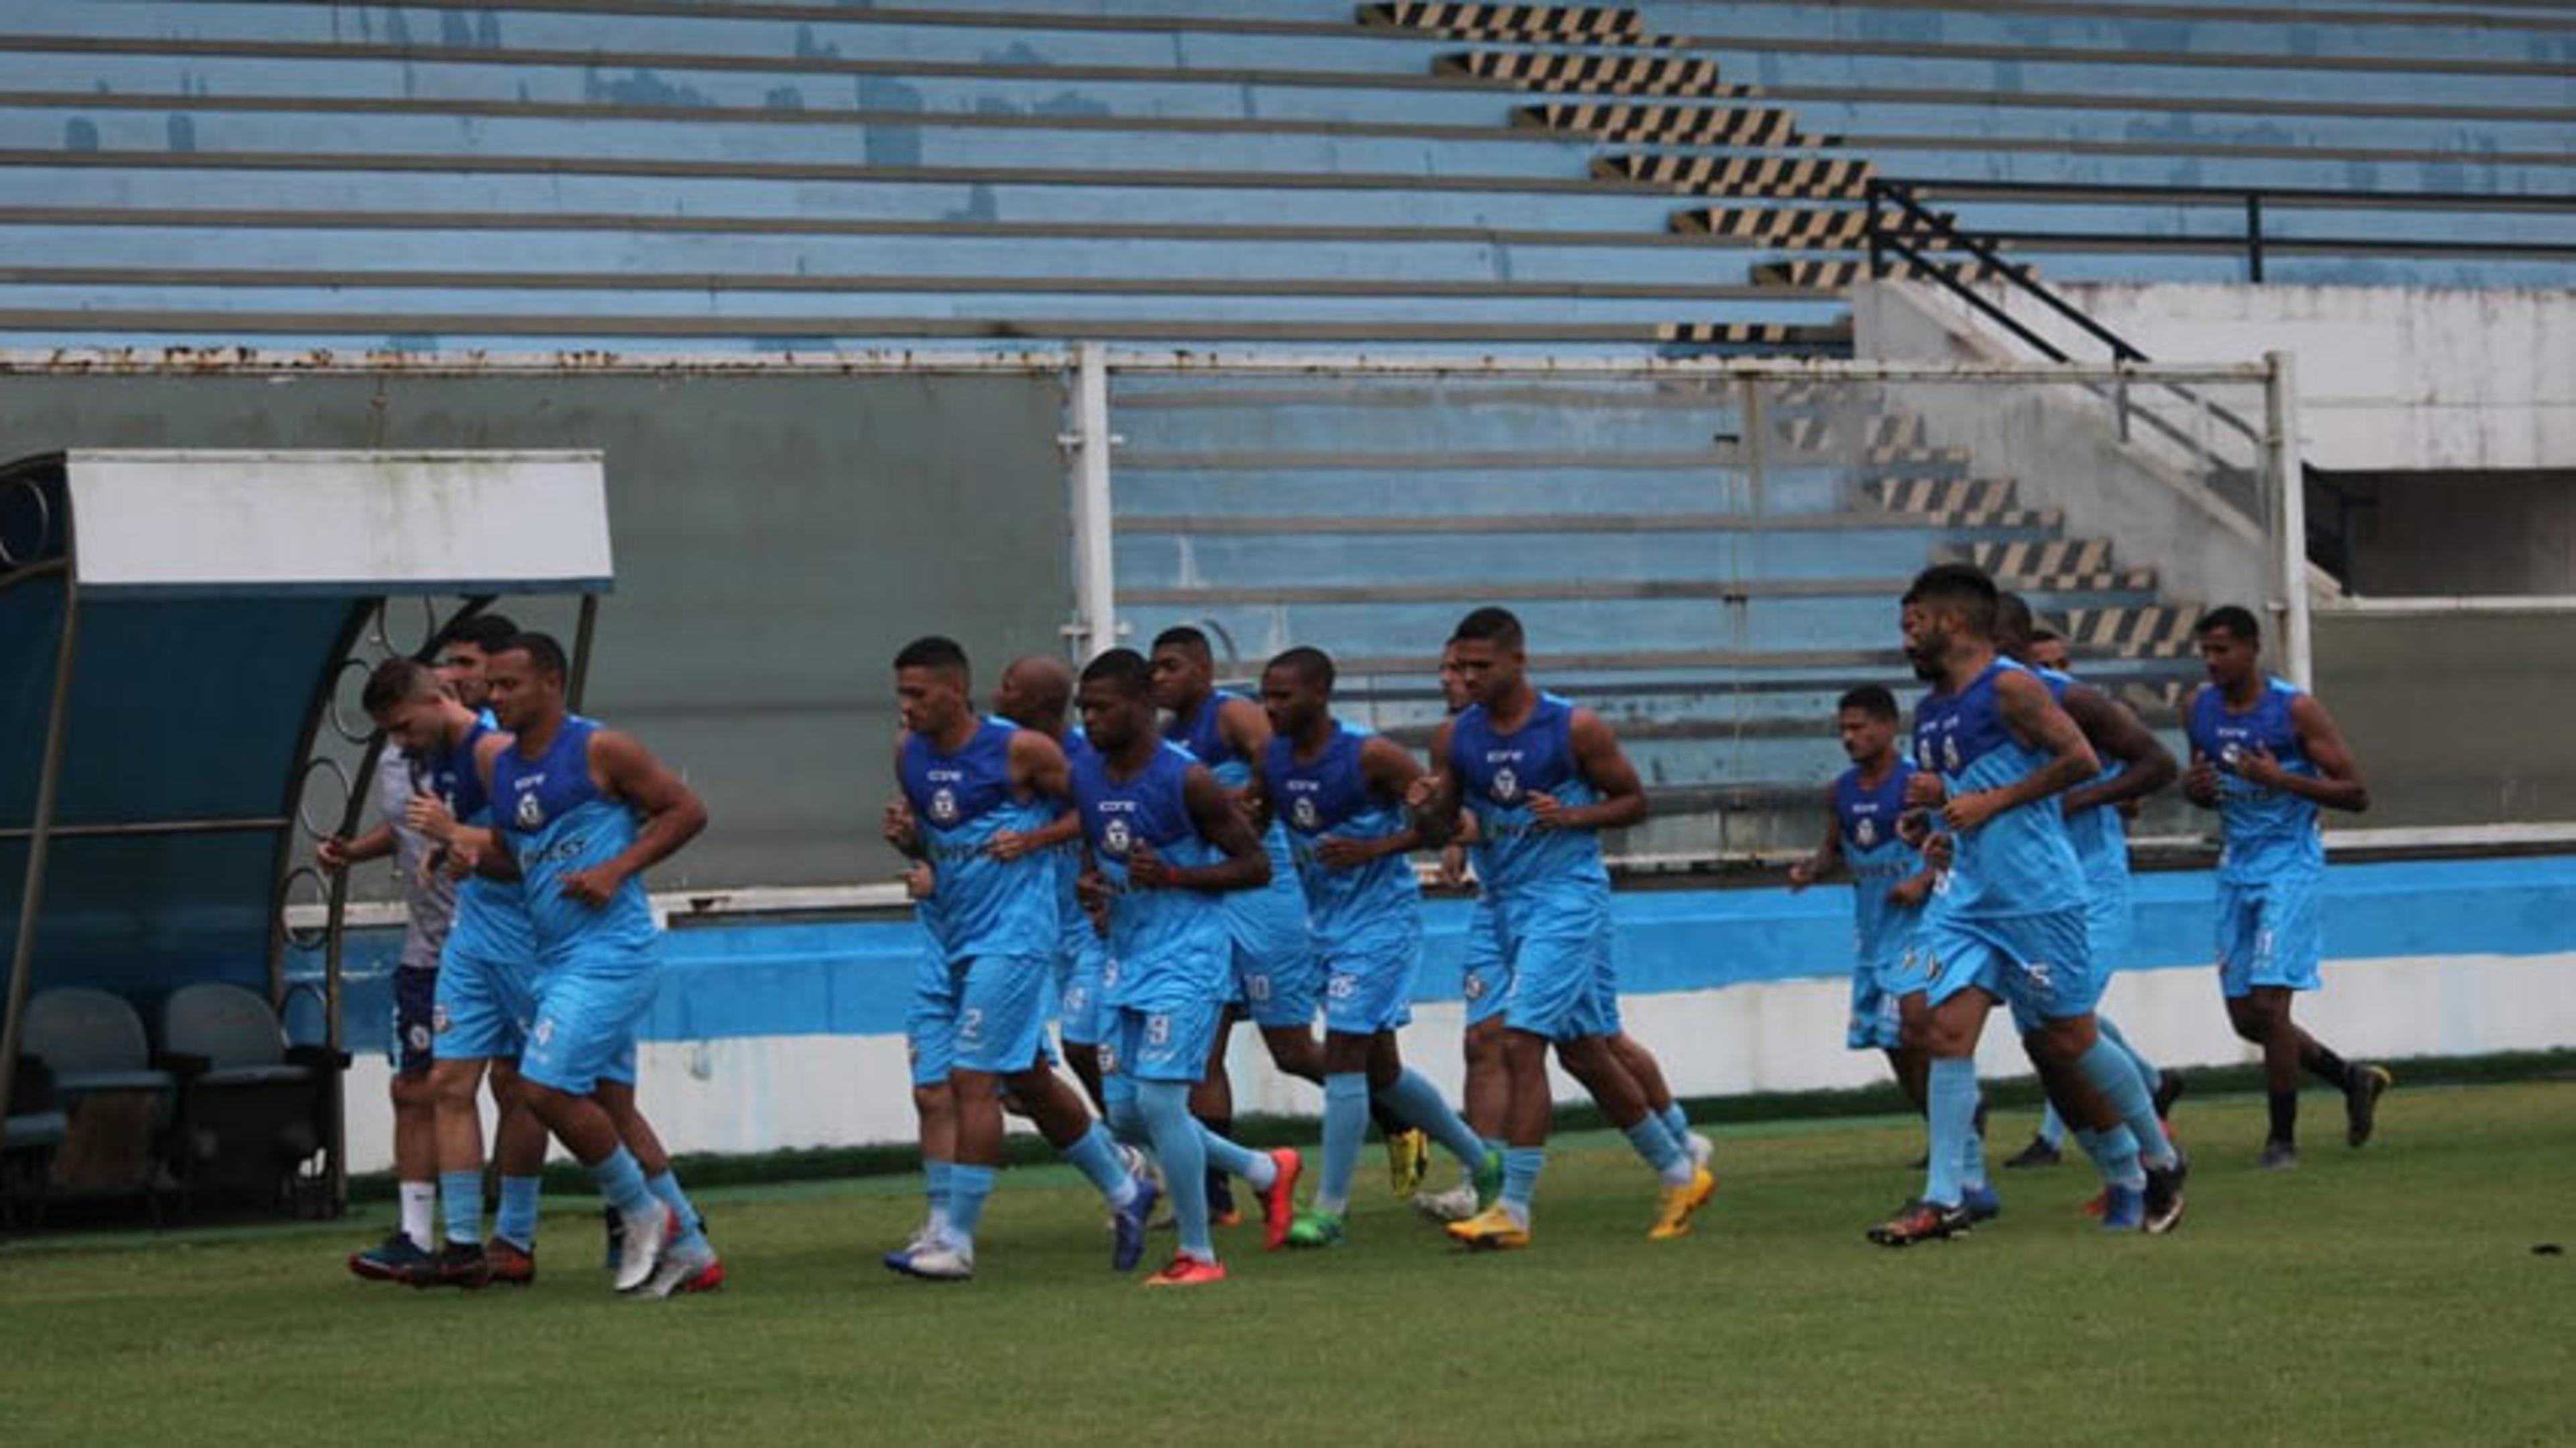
[1648,1166,1717,1241]
[1445,1203,1532,1251]
[1386,1127,1430,1199]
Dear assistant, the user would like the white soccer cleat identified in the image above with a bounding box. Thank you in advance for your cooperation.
[1413,1181,1481,1223]
[904,1241,975,1282]
[1688,1133,1715,1175]
[635,1238,722,1300]
[612,1206,673,1294]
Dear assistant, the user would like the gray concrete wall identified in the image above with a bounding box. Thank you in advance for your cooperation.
[1,368,1075,889]
[2330,470,2576,597]
[2314,607,2576,827]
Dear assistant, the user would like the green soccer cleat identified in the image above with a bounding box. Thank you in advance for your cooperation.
[1285,1210,1347,1249]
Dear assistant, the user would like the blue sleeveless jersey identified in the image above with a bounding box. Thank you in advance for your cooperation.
[1263,722,1419,951]
[490,717,659,960]
[2186,677,2324,883]
[1164,688,1310,944]
[2037,668,2131,893]
[1053,728,1099,959]
[427,710,537,962]
[1912,659,2085,918]
[1073,740,1228,1000]
[1448,692,1609,900]
[900,717,1057,963]
[1833,760,1923,968]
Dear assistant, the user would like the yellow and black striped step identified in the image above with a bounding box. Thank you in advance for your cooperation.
[1672,206,1958,248]
[1871,476,2042,523]
[1783,413,1938,453]
[2063,606,2204,659]
[1517,103,1811,146]
[1943,539,2157,593]
[1593,152,1870,199]
[1358,3,1666,44]
[1653,319,1850,347]
[1750,257,2011,288]
[1441,50,1729,95]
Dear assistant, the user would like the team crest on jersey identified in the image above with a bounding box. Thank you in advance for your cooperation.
[2220,741,2245,770]
[1290,794,1320,831]
[928,786,959,825]
[1856,816,1878,847]
[1942,734,1962,774]
[1490,766,1520,803]
[431,1002,451,1035]
[1102,816,1133,856]
[515,790,545,829]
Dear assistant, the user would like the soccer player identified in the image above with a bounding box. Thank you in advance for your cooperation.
[458,633,714,1295]
[1409,608,1713,1249]
[1255,647,1501,1246]
[991,654,1111,1114]
[1868,564,2177,1246]
[1992,594,2186,1180]
[322,686,456,1281]
[877,637,1157,1282]
[1787,685,1936,1113]
[2182,606,2387,1168]
[1150,627,1424,1217]
[1072,649,1301,1286]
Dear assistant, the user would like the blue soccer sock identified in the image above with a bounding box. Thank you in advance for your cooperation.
[1923,1056,1979,1208]
[1061,1122,1140,1209]
[1316,1072,1369,1217]
[646,1170,708,1253]
[1377,1067,1487,1171]
[1958,1113,1990,1194]
[1660,1102,1691,1143]
[1621,1113,1694,1186]
[2073,1125,2147,1191]
[1499,1146,1544,1224]
[1137,1080,1215,1262]
[943,1163,995,1253]
[2078,1033,2176,1170]
[2098,1015,2165,1108]
[495,1175,542,1251]
[586,1144,659,1222]
[2039,1102,2068,1149]
[438,1169,484,1247]
[1102,1073,1146,1149]
[923,1156,955,1237]
[1198,1123,1279,1190]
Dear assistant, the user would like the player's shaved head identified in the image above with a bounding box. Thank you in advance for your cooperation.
[1266,646,1335,693]
[996,654,1075,733]
[1150,625,1212,660]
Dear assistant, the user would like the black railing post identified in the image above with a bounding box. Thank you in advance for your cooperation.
[2247,193,2266,282]
[1866,180,1886,278]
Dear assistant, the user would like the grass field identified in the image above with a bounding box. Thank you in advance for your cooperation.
[5,1080,2571,1446]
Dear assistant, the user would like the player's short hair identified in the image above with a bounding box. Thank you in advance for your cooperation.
[360,656,439,715]
[439,612,519,654]
[1080,648,1155,697]
[892,635,971,678]
[1150,625,1210,658]
[2031,625,2063,644]
[496,631,569,682]
[1902,563,1999,638]
[1450,606,1524,651]
[1265,645,1335,692]
[2194,605,2261,642]
[1837,684,1898,722]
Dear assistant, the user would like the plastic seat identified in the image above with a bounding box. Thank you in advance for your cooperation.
[159,982,346,1215]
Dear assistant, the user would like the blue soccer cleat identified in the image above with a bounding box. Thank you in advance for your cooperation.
[1111,1175,1161,1273]
[1962,1183,2003,1224]
[2099,1183,2146,1233]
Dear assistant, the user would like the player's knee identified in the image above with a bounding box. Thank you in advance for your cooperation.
[427,1062,482,1113]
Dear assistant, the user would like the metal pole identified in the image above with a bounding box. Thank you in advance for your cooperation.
[0,575,80,1130]
[568,592,600,711]
[2246,194,2266,283]
[2267,350,2314,688]
[1068,342,1118,660]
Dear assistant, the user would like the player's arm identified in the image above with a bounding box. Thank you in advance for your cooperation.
[1538,707,1648,831]
[2178,684,2222,809]
[1786,786,1842,891]
[1316,735,1426,868]
[1943,671,2099,832]
[2058,682,2179,815]
[2251,694,2370,813]
[317,822,395,874]
[882,733,925,860]
[991,729,1082,860]
[1134,764,1271,893]
[1405,718,1465,847]
[574,729,709,899]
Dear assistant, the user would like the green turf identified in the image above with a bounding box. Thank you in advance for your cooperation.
[5,1082,2572,1445]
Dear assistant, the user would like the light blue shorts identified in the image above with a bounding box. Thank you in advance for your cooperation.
[431,939,537,1064]
[1230,927,1322,1031]
[1497,892,1621,1043]
[2216,875,2322,999]
[2086,876,2135,976]
[910,951,1055,1082]
[1321,927,1421,1037]
[521,945,660,1096]
[1846,958,1906,1051]
[1104,997,1226,1085]
[1055,934,1112,1049]
[1460,897,1513,1029]
[1920,907,2098,1037]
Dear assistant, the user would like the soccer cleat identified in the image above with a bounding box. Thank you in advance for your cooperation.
[1110,1176,1160,1274]
[1446,1204,1533,1251]
[635,1239,725,1298]
[902,1241,974,1282]
[2079,1188,2109,1219]
[1686,1132,1715,1176]
[602,1204,624,1273]
[2098,1183,2146,1233]
[2345,1064,2392,1147]
[400,1240,492,1290]
[348,1233,433,1283]
[483,1238,536,1287]
[2143,1157,2188,1235]
[1648,1166,1717,1241]
[1962,1183,2002,1224]
[2259,1139,2300,1171]
[1412,1182,1481,1223]
[1143,1255,1228,1288]
[2003,1135,2063,1169]
[2153,1068,2188,1120]
[1386,1128,1430,1199]
[1285,1209,1348,1249]
[1258,1148,1303,1251]
[882,1228,936,1277]
[612,1206,673,1294]
[1866,1198,1969,1248]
